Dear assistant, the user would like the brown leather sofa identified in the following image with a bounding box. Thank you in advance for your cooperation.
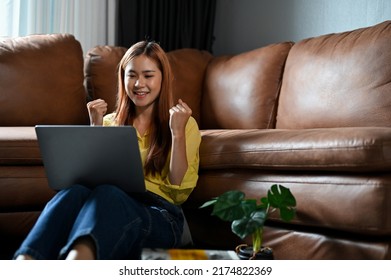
[1,21,391,259]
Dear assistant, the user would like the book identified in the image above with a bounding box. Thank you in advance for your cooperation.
[141,248,240,260]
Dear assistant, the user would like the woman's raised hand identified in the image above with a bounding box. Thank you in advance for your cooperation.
[87,99,108,126]
[169,99,192,137]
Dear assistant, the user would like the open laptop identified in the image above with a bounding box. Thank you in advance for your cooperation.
[35,125,146,193]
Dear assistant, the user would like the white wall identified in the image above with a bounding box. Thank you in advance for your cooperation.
[213,0,391,55]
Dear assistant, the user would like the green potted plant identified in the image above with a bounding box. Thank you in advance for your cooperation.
[200,184,296,260]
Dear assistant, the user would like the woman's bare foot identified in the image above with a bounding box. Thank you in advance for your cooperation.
[15,254,34,260]
[66,237,96,260]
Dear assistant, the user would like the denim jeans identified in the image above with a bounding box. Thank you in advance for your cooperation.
[13,184,184,260]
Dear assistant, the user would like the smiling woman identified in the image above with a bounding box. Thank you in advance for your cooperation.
[124,55,163,109]
[0,0,116,53]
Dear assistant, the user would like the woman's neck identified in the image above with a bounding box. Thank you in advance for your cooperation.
[133,106,154,137]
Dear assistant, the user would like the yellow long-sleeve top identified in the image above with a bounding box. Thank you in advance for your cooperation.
[103,113,201,205]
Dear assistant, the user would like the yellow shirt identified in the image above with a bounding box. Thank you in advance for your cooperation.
[103,113,201,205]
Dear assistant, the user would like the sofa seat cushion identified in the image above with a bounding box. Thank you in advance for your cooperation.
[0,166,54,211]
[0,127,40,165]
[200,127,391,172]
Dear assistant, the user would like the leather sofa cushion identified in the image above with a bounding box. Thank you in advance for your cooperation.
[200,127,391,172]
[277,20,391,129]
[0,127,40,165]
[5,126,389,171]
[201,42,293,129]
[167,49,213,125]
[85,46,212,125]
[0,34,89,126]
[0,166,54,211]
[84,46,127,114]
[192,171,391,235]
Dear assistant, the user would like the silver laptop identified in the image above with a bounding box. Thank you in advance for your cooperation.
[35,125,146,193]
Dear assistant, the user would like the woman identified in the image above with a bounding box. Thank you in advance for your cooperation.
[14,41,201,260]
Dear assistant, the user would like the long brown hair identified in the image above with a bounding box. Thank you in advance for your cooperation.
[115,41,173,176]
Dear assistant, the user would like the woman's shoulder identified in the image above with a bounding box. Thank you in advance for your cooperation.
[185,117,201,142]
[186,116,199,130]
[103,112,116,126]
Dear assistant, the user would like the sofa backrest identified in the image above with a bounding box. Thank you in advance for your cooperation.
[277,20,391,129]
[84,45,127,114]
[201,42,293,129]
[167,49,213,124]
[0,34,89,126]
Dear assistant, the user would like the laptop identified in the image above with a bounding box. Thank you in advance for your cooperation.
[35,125,146,193]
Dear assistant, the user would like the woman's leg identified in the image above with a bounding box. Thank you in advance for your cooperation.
[14,185,91,260]
[142,193,184,250]
[60,185,184,260]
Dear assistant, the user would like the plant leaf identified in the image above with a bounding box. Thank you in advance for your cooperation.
[240,199,257,216]
[211,190,246,221]
[231,209,267,239]
[259,197,269,208]
[199,199,217,209]
[268,184,296,221]
[279,206,296,222]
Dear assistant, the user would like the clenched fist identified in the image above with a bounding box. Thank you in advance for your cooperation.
[169,99,192,137]
[87,99,108,126]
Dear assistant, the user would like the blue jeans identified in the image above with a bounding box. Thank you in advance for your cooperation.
[13,184,184,259]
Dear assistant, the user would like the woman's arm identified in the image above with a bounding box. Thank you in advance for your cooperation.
[168,99,193,185]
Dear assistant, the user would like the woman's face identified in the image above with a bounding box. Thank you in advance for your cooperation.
[124,54,162,111]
